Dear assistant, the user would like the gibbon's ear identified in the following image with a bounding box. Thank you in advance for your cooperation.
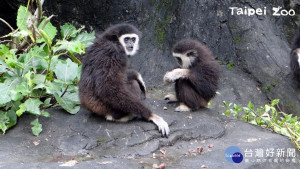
[186,50,197,57]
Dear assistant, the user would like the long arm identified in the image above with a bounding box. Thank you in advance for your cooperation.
[103,88,169,136]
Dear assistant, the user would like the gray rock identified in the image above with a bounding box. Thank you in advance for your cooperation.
[0,99,299,168]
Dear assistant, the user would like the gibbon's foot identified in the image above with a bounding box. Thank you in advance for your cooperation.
[164,94,178,102]
[149,114,170,137]
[175,103,191,112]
[163,68,189,83]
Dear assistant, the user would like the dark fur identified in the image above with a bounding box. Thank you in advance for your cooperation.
[173,39,220,110]
[291,23,300,83]
[78,24,151,120]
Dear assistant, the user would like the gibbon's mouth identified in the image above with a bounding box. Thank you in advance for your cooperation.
[175,57,182,66]
[127,46,133,52]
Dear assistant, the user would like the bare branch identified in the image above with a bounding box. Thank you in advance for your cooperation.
[0,40,12,44]
[0,18,14,31]
[41,15,56,30]
[35,0,45,26]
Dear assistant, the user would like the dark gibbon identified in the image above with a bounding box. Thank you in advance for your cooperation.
[78,24,169,136]
[291,23,300,83]
[163,39,220,112]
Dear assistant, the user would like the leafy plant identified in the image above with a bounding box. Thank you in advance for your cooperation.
[222,99,300,150]
[0,0,94,135]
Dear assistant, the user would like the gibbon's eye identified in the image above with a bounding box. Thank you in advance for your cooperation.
[132,37,136,43]
[186,51,197,57]
[176,57,182,66]
[124,37,130,42]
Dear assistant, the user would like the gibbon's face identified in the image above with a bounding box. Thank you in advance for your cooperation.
[119,33,139,56]
[172,50,197,68]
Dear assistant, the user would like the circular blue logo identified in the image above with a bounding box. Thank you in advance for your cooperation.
[225,146,243,163]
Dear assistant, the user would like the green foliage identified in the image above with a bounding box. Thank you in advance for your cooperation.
[0,2,95,135]
[234,36,241,44]
[262,78,280,92]
[31,118,42,136]
[98,137,106,143]
[227,62,234,70]
[222,99,300,150]
[17,6,30,31]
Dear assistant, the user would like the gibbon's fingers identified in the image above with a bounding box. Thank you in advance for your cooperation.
[163,69,189,83]
[175,103,191,112]
[149,114,170,137]
[164,94,178,101]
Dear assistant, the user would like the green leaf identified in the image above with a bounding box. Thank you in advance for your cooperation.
[54,40,84,54]
[25,71,33,89]
[6,110,17,128]
[264,105,271,113]
[30,118,42,136]
[16,103,26,117]
[248,101,254,110]
[37,18,57,43]
[9,90,23,101]
[54,93,80,114]
[280,128,291,137]
[24,98,43,115]
[54,58,78,83]
[60,23,77,39]
[43,98,52,107]
[225,110,231,116]
[249,120,257,125]
[271,99,280,106]
[15,81,31,96]
[0,78,22,105]
[45,81,63,94]
[39,29,52,47]
[0,44,9,57]
[5,50,24,69]
[16,6,30,31]
[0,111,8,134]
[74,31,95,47]
[33,74,46,85]
[40,110,50,117]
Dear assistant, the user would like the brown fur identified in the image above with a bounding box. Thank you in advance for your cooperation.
[172,39,220,110]
[78,24,151,120]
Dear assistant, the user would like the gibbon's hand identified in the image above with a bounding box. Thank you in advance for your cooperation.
[164,93,178,101]
[163,68,189,84]
[149,114,170,137]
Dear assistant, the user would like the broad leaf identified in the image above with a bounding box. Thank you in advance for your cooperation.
[6,110,17,128]
[15,81,31,96]
[24,98,43,115]
[16,103,26,117]
[54,40,84,54]
[74,31,95,47]
[33,74,46,85]
[54,93,80,114]
[40,110,50,117]
[0,78,21,105]
[0,44,9,57]
[60,23,77,39]
[16,6,30,31]
[54,58,78,83]
[0,111,8,134]
[37,18,57,44]
[45,81,63,95]
[9,90,23,101]
[31,118,42,136]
